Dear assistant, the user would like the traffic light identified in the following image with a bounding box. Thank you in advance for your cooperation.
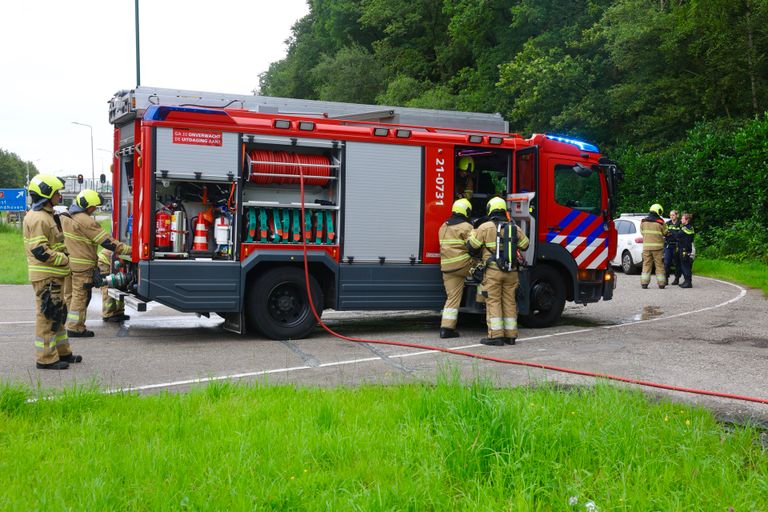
[77,174,84,184]
[99,173,106,184]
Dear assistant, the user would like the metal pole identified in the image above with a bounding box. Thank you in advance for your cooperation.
[89,125,95,187]
[135,0,141,87]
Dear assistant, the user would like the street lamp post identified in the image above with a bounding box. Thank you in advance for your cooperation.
[25,158,40,187]
[72,121,95,187]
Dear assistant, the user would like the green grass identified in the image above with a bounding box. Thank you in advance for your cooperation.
[0,223,26,284]
[695,257,768,295]
[0,217,113,285]
[1,379,766,510]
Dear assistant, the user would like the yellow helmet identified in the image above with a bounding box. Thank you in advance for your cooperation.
[451,198,472,217]
[28,174,64,199]
[458,156,474,173]
[75,189,105,209]
[650,203,664,216]
[486,196,507,215]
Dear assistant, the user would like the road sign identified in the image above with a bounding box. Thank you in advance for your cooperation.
[0,189,27,211]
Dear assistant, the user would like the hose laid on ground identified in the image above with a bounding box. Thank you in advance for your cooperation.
[296,167,768,406]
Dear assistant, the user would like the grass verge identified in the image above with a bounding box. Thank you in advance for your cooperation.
[695,257,768,295]
[0,217,112,285]
[1,380,766,510]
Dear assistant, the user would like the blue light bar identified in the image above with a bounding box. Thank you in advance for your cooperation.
[546,134,600,153]
[144,105,228,121]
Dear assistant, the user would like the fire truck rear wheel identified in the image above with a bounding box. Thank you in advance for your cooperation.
[247,267,323,340]
[520,265,565,328]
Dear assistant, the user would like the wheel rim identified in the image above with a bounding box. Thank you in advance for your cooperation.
[622,252,632,273]
[267,283,308,327]
[531,281,555,313]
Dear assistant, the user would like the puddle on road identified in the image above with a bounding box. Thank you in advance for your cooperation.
[631,305,664,322]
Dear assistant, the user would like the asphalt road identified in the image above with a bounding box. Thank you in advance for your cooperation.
[1,273,766,422]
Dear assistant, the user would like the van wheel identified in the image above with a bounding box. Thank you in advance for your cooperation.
[519,265,565,328]
[621,250,637,274]
[247,267,323,340]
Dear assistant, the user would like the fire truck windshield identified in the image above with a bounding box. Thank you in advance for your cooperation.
[553,164,602,214]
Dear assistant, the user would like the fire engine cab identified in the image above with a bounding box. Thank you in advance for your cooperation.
[107,87,621,339]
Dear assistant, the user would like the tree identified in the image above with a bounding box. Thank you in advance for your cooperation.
[0,149,36,188]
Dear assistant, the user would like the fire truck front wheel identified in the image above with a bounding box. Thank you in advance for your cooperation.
[247,267,323,340]
[520,265,565,328]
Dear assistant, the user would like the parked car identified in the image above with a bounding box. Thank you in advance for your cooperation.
[611,213,695,274]
[612,214,645,274]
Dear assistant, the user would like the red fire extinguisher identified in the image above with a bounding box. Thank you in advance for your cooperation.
[155,209,172,251]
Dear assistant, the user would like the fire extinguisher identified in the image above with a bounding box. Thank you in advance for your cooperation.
[155,208,172,251]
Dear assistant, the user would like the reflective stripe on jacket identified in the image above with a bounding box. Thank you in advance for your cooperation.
[641,217,668,251]
[439,219,473,272]
[61,212,129,272]
[468,220,529,269]
[23,207,70,282]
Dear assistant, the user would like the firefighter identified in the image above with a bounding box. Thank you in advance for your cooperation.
[98,248,129,322]
[640,203,668,289]
[664,209,682,285]
[678,212,695,288]
[455,156,476,199]
[61,189,131,337]
[438,198,474,338]
[23,174,81,369]
[467,197,529,346]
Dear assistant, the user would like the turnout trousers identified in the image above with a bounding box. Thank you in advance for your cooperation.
[65,270,93,333]
[641,250,666,287]
[440,262,471,329]
[98,261,124,319]
[32,277,72,365]
[483,267,519,339]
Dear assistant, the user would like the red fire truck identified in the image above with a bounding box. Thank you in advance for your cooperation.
[107,87,620,339]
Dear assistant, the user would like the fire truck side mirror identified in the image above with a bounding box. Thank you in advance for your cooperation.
[77,174,84,184]
[100,173,106,184]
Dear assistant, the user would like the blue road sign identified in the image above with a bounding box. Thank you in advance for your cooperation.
[0,189,27,211]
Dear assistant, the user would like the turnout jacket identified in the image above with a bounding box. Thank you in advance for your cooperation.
[468,217,529,269]
[641,214,668,251]
[23,206,70,281]
[438,215,473,272]
[61,212,129,272]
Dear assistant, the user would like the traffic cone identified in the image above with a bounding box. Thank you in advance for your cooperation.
[192,216,210,251]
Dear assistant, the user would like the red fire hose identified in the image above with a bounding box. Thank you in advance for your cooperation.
[296,167,768,406]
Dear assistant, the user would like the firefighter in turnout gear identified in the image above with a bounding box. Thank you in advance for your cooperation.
[664,210,682,285]
[98,249,129,322]
[438,198,474,338]
[61,189,131,337]
[640,203,668,289]
[24,174,81,369]
[467,197,529,346]
[678,212,695,288]
[455,156,476,199]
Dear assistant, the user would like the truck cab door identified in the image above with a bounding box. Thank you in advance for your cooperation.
[510,146,538,264]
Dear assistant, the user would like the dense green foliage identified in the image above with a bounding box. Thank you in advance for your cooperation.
[0,148,36,188]
[2,380,766,510]
[261,0,768,260]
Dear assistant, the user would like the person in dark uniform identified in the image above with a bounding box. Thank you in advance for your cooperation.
[664,210,682,285]
[678,212,695,288]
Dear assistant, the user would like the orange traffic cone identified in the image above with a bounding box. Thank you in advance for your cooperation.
[192,216,210,251]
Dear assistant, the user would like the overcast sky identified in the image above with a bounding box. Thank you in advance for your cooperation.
[0,0,309,180]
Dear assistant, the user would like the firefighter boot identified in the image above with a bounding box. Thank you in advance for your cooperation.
[440,328,460,339]
[67,329,95,338]
[36,360,69,370]
[641,284,648,289]
[59,354,83,363]
[505,337,516,345]
[480,337,505,346]
[680,281,692,288]
[103,314,130,323]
